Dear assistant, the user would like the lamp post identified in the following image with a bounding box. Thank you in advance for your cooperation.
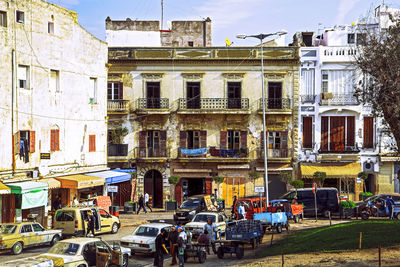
[236,30,287,207]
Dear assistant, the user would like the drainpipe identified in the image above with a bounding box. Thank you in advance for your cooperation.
[202,20,206,47]
[11,49,15,175]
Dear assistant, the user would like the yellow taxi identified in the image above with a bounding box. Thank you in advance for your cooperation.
[0,222,62,255]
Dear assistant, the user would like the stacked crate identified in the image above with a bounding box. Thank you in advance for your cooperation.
[226,220,262,240]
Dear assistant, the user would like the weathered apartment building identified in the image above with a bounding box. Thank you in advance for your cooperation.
[0,0,108,224]
[297,4,400,201]
[106,18,299,208]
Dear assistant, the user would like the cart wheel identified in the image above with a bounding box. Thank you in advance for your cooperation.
[395,213,400,220]
[276,225,283,234]
[285,223,290,231]
[198,250,206,263]
[235,246,244,259]
[294,215,299,223]
[217,246,224,259]
[361,212,370,220]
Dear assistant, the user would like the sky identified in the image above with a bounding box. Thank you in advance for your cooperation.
[50,0,399,46]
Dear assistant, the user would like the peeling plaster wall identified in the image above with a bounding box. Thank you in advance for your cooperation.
[0,0,108,177]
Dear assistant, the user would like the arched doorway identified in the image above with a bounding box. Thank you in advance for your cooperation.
[144,170,163,208]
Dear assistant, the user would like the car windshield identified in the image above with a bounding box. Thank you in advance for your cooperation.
[180,199,200,209]
[193,214,215,222]
[48,242,80,255]
[134,226,159,237]
[0,225,17,234]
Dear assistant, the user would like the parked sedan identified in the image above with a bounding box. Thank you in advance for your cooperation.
[121,223,172,255]
[38,237,129,267]
[0,222,62,255]
[1,256,54,267]
[184,212,228,238]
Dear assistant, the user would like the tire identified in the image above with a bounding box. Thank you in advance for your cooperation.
[78,265,86,267]
[361,212,370,220]
[294,215,299,223]
[198,250,206,263]
[395,213,400,220]
[217,247,224,259]
[276,225,282,234]
[235,246,244,259]
[111,223,118,234]
[285,223,290,231]
[12,241,23,255]
[50,235,60,246]
[122,254,129,267]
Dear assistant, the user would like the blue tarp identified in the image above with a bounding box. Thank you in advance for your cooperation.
[112,169,135,173]
[180,148,207,155]
[86,170,131,184]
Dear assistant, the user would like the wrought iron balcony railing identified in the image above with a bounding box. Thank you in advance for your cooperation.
[134,147,170,158]
[259,148,291,158]
[137,98,169,109]
[320,93,359,106]
[318,142,360,153]
[258,98,291,110]
[107,100,129,113]
[209,147,248,158]
[178,98,249,110]
[107,144,128,157]
[300,95,316,103]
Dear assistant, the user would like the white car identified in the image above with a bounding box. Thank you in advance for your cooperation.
[38,237,130,267]
[121,223,172,255]
[184,212,228,238]
[0,257,54,267]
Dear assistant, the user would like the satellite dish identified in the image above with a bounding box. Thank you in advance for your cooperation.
[225,38,231,46]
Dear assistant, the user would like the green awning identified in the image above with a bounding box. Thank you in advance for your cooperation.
[8,181,48,209]
[7,181,48,194]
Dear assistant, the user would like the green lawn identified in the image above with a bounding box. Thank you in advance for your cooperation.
[257,220,400,257]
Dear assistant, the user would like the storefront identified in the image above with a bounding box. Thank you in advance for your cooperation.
[0,182,12,223]
[7,181,49,225]
[86,170,132,207]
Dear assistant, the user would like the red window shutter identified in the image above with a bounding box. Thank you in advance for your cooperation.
[200,131,207,148]
[321,117,329,151]
[220,131,227,149]
[29,131,35,153]
[14,131,20,155]
[89,135,96,152]
[205,179,212,195]
[363,117,374,148]
[180,131,187,149]
[240,131,247,150]
[302,117,313,148]
[55,129,60,151]
[160,131,167,157]
[330,117,345,151]
[138,131,147,157]
[175,180,182,206]
[118,82,123,100]
[50,130,55,152]
[346,116,355,147]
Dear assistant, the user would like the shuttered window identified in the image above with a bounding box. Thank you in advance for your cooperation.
[302,117,313,148]
[50,129,60,151]
[321,116,356,152]
[321,117,329,151]
[363,117,374,148]
[29,131,35,153]
[89,135,96,152]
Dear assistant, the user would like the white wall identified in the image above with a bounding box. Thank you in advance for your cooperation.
[106,30,161,47]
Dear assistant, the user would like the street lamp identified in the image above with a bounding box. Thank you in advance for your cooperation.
[236,30,287,207]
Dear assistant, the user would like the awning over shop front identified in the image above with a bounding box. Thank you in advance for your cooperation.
[7,181,48,209]
[86,171,131,184]
[256,164,293,173]
[301,162,361,179]
[40,178,61,189]
[0,182,10,194]
[8,181,48,194]
[56,174,105,189]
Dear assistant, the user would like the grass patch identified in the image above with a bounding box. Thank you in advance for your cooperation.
[258,220,400,257]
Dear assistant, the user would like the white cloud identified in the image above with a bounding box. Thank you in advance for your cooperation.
[335,0,361,25]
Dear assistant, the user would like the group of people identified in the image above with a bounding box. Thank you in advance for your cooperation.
[137,192,153,214]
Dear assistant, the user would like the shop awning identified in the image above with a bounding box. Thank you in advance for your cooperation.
[86,171,131,184]
[40,178,61,189]
[7,181,48,194]
[0,182,11,194]
[301,162,361,179]
[7,181,48,209]
[256,164,293,172]
[56,175,105,189]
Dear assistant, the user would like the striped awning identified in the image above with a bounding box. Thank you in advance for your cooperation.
[40,178,61,189]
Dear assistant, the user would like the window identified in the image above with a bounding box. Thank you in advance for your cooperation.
[341,179,355,194]
[321,116,355,152]
[267,131,288,157]
[18,65,29,89]
[16,10,24,24]
[48,22,54,34]
[188,41,194,47]
[146,82,160,108]
[302,116,313,148]
[0,11,7,27]
[51,129,60,151]
[32,224,45,232]
[89,78,97,104]
[20,224,32,233]
[186,82,201,109]
[89,135,96,152]
[301,69,315,97]
[356,33,366,45]
[228,130,240,150]
[347,33,355,44]
[227,82,242,109]
[187,130,200,149]
[50,70,60,92]
[139,130,167,157]
[363,117,374,148]
[321,71,328,93]
[107,82,122,100]
[268,82,283,109]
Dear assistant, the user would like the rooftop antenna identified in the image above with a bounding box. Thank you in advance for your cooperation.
[161,0,164,30]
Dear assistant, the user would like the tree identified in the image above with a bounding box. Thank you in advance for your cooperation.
[110,126,129,144]
[279,171,293,190]
[313,171,326,187]
[249,171,260,189]
[358,171,369,193]
[168,176,180,201]
[213,176,225,199]
[354,18,400,149]
[290,180,304,195]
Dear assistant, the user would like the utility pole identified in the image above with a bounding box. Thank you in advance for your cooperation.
[161,0,164,30]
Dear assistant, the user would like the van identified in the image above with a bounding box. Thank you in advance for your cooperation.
[54,206,120,237]
[234,196,266,219]
[280,188,340,217]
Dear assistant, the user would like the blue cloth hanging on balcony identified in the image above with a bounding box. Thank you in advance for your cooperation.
[180,148,207,156]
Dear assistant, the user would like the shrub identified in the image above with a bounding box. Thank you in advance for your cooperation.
[290,180,304,189]
[339,200,356,208]
[360,192,373,196]
[213,176,225,184]
[168,176,180,185]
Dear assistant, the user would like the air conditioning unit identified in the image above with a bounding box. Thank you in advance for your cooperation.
[363,162,374,172]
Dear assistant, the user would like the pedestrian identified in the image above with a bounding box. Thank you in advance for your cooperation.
[137,194,147,214]
[203,218,217,254]
[237,202,246,220]
[197,229,210,245]
[86,211,95,237]
[168,225,179,265]
[145,192,153,212]
[73,196,79,206]
[231,195,238,216]
[177,227,187,267]
[386,195,395,219]
[154,228,168,267]
[214,188,218,199]
[52,195,61,211]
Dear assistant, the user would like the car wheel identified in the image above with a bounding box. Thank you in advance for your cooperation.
[12,241,23,255]
[50,235,60,246]
[111,223,118,234]
[122,254,129,267]
[361,212,370,220]
[217,246,224,259]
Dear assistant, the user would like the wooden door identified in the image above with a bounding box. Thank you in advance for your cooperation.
[146,82,161,108]
[2,194,15,223]
[268,82,282,109]
[302,116,313,148]
[363,117,374,148]
[330,116,345,151]
[227,82,241,109]
[187,82,201,109]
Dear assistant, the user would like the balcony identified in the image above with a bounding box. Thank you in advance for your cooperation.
[134,147,170,160]
[107,144,129,162]
[300,95,316,104]
[260,148,291,159]
[319,142,360,154]
[136,98,169,114]
[209,147,248,158]
[178,98,250,114]
[258,98,291,114]
[320,46,358,63]
[320,93,359,106]
[107,100,130,114]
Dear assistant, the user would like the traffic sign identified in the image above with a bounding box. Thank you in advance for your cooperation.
[108,185,118,193]
[254,186,265,193]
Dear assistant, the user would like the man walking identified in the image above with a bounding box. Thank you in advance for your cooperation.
[137,194,147,214]
[86,211,95,237]
[386,195,395,219]
[154,229,168,267]
[168,225,179,265]
[203,218,217,254]
[145,192,153,212]
[177,227,187,267]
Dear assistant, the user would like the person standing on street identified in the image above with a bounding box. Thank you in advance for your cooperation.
[203,218,217,254]
[168,225,179,265]
[231,195,238,216]
[86,211,95,237]
[154,228,168,267]
[137,194,147,214]
[145,192,153,212]
[177,227,187,267]
[238,202,246,220]
[386,195,395,219]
